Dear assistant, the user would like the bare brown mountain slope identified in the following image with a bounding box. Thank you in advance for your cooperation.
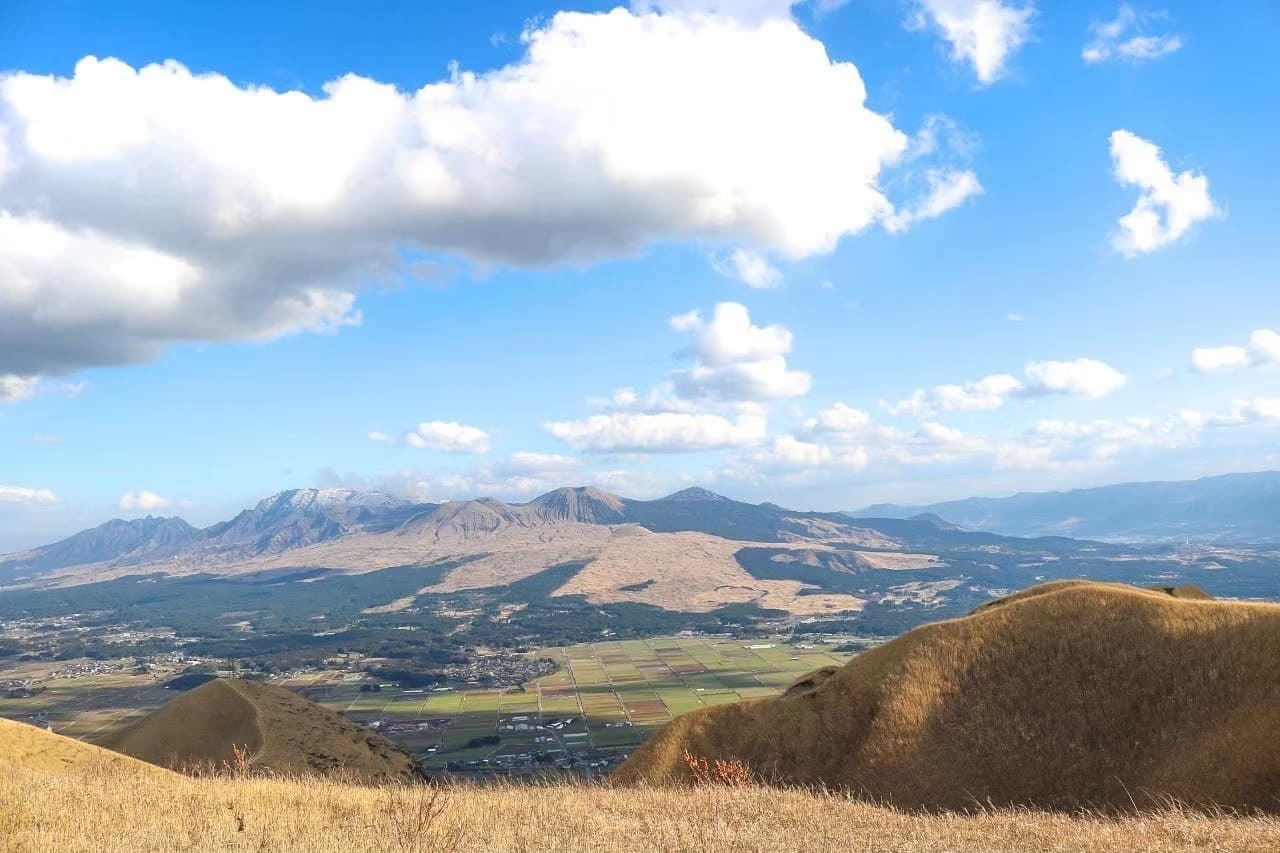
[614,581,1280,812]
[95,679,417,781]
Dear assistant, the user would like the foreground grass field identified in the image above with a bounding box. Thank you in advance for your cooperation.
[4,762,1279,853]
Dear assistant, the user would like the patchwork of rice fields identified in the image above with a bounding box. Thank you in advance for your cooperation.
[0,662,186,740]
[0,636,858,775]
[277,636,855,773]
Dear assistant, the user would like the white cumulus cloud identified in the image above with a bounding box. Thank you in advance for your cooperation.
[547,302,810,453]
[403,421,492,454]
[1024,358,1128,398]
[908,0,1035,85]
[885,358,1126,417]
[750,434,869,471]
[1109,129,1217,257]
[669,302,810,402]
[803,403,988,466]
[1191,329,1280,373]
[0,6,957,382]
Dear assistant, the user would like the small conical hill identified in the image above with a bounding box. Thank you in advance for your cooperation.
[95,678,417,781]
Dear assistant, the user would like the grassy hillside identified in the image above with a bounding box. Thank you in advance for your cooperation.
[0,717,169,778]
[95,678,418,781]
[617,581,1280,812]
[3,756,1279,852]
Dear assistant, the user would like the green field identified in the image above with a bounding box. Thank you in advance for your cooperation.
[0,659,187,740]
[0,636,857,774]
[275,636,855,773]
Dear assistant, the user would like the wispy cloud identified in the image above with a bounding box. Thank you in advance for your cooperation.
[1083,5,1183,65]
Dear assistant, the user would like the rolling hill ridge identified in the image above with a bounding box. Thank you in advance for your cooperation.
[616,581,1280,812]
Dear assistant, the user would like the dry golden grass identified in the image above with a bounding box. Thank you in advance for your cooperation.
[3,761,1280,853]
[95,679,417,782]
[0,718,168,779]
[617,581,1280,813]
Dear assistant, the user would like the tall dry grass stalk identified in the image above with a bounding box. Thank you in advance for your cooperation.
[2,761,1279,853]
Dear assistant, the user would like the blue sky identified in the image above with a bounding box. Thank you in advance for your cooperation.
[1,0,1278,550]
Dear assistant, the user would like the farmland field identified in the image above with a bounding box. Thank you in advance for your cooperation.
[0,635,862,775]
[277,636,859,774]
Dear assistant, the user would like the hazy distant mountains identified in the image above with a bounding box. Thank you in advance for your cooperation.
[0,485,888,590]
[4,479,1279,617]
[855,471,1280,544]
[0,516,198,576]
[0,489,427,581]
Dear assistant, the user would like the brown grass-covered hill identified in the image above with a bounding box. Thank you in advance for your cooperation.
[0,716,171,778]
[94,678,418,781]
[615,581,1280,812]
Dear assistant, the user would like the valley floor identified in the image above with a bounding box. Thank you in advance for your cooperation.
[3,764,1278,853]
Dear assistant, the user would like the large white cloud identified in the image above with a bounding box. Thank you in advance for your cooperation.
[1191,329,1280,374]
[908,0,1035,85]
[1109,130,1217,257]
[884,358,1126,417]
[0,6,960,380]
[1082,5,1183,65]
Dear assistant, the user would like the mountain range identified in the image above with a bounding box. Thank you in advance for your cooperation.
[855,471,1280,544]
[0,486,900,615]
[4,476,1279,619]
